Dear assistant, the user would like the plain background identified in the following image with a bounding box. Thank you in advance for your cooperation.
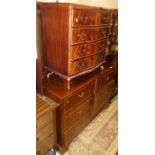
[0,0,155,155]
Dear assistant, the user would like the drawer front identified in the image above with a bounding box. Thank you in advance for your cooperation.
[71,42,97,60]
[64,97,92,131]
[69,55,97,75]
[72,27,109,45]
[100,11,111,25]
[37,110,52,130]
[72,8,99,27]
[64,113,90,146]
[36,123,53,144]
[36,134,54,155]
[64,82,94,112]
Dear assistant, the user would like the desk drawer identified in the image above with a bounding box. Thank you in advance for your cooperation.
[64,82,94,112]
[64,112,90,146]
[64,97,92,131]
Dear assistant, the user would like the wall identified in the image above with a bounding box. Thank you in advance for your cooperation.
[37,0,118,9]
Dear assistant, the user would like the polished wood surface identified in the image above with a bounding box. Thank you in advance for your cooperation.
[36,3,118,153]
[37,3,115,89]
[43,65,118,152]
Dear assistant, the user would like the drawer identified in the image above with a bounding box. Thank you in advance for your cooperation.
[64,97,92,131]
[100,11,111,25]
[64,112,90,146]
[72,28,97,44]
[36,134,55,155]
[36,123,53,144]
[69,55,97,75]
[72,27,109,45]
[72,8,99,27]
[71,42,97,60]
[37,110,52,130]
[64,82,94,112]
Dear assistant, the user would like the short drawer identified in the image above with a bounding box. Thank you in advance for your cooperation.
[37,110,52,130]
[72,8,99,27]
[36,123,53,144]
[71,42,97,60]
[64,112,90,146]
[64,97,92,131]
[36,134,55,155]
[64,82,94,112]
[69,55,97,75]
[100,11,112,25]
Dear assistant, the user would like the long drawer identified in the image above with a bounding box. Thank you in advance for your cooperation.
[64,97,92,131]
[69,53,105,76]
[72,27,110,45]
[64,82,94,113]
[70,39,107,60]
[64,112,90,146]
[36,134,55,155]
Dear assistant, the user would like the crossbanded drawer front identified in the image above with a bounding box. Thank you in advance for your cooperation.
[64,112,90,146]
[64,83,94,113]
[69,55,98,75]
[64,97,92,131]
[36,134,54,155]
[36,123,53,144]
[72,27,110,45]
[72,8,99,27]
[37,111,52,130]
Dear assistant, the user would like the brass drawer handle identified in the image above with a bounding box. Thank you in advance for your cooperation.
[77,46,86,57]
[77,92,84,98]
[77,33,87,41]
[79,16,89,24]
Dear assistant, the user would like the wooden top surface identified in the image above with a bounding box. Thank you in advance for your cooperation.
[37,2,117,11]
[43,65,117,100]
[36,95,57,116]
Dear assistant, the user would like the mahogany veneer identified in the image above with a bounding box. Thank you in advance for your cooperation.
[37,3,114,89]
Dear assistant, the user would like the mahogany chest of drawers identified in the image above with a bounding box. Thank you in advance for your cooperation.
[43,65,117,153]
[36,95,57,155]
[37,3,113,89]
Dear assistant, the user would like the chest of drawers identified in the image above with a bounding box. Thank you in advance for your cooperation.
[43,65,118,153]
[36,95,57,155]
[37,3,113,89]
